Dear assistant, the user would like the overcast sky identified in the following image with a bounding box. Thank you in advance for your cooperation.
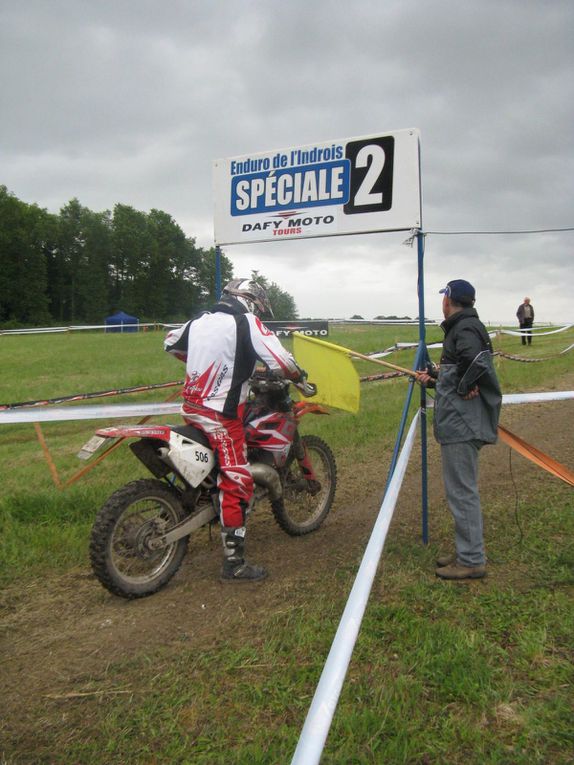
[1,0,573,324]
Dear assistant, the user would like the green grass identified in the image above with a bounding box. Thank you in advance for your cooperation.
[1,323,572,582]
[1,324,573,764]
[10,549,573,763]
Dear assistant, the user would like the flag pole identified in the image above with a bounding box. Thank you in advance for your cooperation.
[292,333,417,377]
[347,350,417,377]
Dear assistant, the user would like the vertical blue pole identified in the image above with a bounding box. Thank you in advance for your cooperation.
[215,245,222,300]
[384,381,413,492]
[383,345,423,495]
[417,230,429,544]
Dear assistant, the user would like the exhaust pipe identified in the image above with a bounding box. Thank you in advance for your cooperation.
[250,462,283,500]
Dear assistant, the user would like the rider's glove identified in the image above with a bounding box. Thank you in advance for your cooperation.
[299,380,317,397]
[289,366,307,383]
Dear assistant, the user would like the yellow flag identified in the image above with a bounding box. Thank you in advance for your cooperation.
[292,333,360,413]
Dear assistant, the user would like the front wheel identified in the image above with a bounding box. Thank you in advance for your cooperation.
[271,434,337,536]
[89,479,189,599]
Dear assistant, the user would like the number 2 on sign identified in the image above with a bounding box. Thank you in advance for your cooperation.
[354,145,385,206]
[344,136,395,215]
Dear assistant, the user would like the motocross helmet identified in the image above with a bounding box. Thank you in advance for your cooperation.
[222,278,274,318]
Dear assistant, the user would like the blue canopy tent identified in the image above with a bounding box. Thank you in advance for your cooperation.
[105,310,139,333]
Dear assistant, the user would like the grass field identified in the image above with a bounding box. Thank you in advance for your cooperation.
[1,323,573,764]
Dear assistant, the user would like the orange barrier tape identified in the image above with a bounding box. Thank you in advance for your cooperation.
[498,424,574,488]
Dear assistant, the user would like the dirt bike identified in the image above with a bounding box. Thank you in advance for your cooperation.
[83,372,337,599]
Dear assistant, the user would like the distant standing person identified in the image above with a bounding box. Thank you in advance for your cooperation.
[516,297,534,345]
[416,279,502,580]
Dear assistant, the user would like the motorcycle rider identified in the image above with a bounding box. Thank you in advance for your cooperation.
[164,278,304,582]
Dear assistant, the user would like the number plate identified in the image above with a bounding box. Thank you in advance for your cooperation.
[76,435,108,460]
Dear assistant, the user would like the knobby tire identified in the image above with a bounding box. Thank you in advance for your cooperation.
[89,478,188,599]
[271,434,337,536]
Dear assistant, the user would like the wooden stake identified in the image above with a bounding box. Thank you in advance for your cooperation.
[34,422,62,489]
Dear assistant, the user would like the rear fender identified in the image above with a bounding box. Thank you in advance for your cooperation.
[93,426,215,488]
[95,425,172,442]
[77,425,172,460]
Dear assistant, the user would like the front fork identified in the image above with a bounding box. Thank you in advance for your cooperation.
[292,432,321,494]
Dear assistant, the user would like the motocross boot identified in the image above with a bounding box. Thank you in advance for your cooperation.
[220,526,268,583]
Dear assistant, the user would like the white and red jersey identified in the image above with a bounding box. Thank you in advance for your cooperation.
[165,300,300,418]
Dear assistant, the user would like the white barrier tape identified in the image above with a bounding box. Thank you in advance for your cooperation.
[368,328,573,360]
[369,341,443,360]
[424,391,574,410]
[497,324,573,337]
[502,391,574,405]
[0,402,183,424]
[369,334,573,363]
[1,327,70,334]
[335,319,437,325]
[369,350,397,359]
[291,411,420,765]
[0,323,157,336]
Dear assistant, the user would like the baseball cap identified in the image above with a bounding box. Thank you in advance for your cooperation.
[439,279,476,304]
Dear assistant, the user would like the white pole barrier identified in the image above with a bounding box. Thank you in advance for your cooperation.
[497,324,573,336]
[501,391,574,405]
[0,402,182,424]
[291,410,420,765]
[0,392,572,426]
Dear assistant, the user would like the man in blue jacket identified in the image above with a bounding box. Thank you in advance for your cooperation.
[416,280,502,580]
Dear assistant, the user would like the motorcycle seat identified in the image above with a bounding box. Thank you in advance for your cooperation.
[170,424,211,448]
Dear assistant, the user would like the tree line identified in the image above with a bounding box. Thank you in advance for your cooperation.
[0,186,297,326]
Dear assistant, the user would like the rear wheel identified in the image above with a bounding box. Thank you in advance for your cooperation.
[271,435,337,536]
[89,479,188,599]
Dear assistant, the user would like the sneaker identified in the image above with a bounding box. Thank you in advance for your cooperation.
[436,563,486,580]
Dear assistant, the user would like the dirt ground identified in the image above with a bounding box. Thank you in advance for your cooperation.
[1,384,573,759]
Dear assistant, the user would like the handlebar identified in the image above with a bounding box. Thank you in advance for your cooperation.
[249,370,317,398]
[293,379,317,398]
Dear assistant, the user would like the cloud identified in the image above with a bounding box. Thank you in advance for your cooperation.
[1,0,573,323]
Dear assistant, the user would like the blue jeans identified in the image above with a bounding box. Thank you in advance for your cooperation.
[440,440,486,567]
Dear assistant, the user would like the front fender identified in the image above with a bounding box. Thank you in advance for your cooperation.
[293,402,330,420]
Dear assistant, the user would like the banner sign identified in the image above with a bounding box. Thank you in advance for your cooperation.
[265,320,328,338]
[213,129,421,244]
